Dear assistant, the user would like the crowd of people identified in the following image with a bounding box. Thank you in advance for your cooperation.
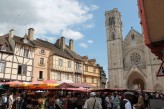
[0,89,163,109]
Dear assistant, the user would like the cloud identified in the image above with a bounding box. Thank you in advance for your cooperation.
[79,43,88,48]
[62,29,84,40]
[0,33,4,36]
[84,24,94,29]
[90,5,99,10]
[0,0,98,40]
[88,40,94,43]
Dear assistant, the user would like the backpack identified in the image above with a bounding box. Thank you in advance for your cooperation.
[120,100,128,109]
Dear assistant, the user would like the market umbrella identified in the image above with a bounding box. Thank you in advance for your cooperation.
[25,81,44,89]
[5,81,23,87]
[44,80,57,84]
[43,80,58,87]
[25,81,58,89]
[56,82,94,88]
[64,87,89,92]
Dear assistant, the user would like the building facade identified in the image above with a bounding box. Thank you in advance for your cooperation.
[100,67,107,88]
[82,56,101,88]
[33,39,51,81]
[0,29,105,87]
[0,28,35,82]
[105,8,164,92]
[33,37,84,84]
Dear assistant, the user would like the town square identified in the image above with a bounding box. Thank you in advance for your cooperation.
[0,0,163,109]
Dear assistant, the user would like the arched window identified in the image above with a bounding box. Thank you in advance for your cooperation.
[112,17,115,25]
[131,34,135,40]
[111,32,115,40]
[131,34,136,45]
[109,18,112,26]
[109,17,115,26]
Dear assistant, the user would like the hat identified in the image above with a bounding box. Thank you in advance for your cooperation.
[124,91,133,95]
[90,92,96,97]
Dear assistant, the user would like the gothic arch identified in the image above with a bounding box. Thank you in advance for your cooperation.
[111,32,115,40]
[154,84,163,92]
[126,71,145,90]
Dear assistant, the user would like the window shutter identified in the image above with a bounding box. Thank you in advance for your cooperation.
[23,65,27,75]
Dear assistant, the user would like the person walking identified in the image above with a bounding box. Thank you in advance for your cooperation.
[120,91,133,109]
[113,92,120,109]
[134,93,145,109]
[83,92,102,109]
[1,93,8,109]
[8,93,14,109]
[105,93,112,109]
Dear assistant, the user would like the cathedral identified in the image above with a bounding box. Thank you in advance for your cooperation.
[105,8,164,92]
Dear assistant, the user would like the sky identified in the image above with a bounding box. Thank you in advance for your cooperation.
[0,0,142,78]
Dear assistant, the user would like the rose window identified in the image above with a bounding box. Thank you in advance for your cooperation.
[130,52,141,64]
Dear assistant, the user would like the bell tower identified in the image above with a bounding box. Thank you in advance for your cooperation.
[105,8,123,88]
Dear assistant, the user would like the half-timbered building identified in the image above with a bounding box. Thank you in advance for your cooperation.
[0,28,35,82]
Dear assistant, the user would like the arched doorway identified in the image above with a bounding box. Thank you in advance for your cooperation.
[127,72,145,90]
[132,78,144,90]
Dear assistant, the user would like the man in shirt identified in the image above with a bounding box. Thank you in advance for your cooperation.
[120,91,133,109]
[8,93,14,109]
[83,92,102,109]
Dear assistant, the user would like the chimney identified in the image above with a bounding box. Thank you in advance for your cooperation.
[28,28,34,40]
[82,56,88,60]
[61,37,65,50]
[55,39,61,48]
[9,29,14,38]
[69,39,74,51]
[88,59,96,65]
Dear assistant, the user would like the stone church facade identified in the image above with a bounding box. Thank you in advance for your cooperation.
[105,8,164,92]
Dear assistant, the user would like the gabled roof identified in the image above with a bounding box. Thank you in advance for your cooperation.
[35,38,72,59]
[33,39,50,49]
[124,27,142,40]
[2,34,35,47]
[13,35,35,47]
[65,45,83,61]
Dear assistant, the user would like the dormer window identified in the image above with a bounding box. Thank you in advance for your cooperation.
[23,49,29,57]
[23,38,29,43]
[1,44,7,51]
